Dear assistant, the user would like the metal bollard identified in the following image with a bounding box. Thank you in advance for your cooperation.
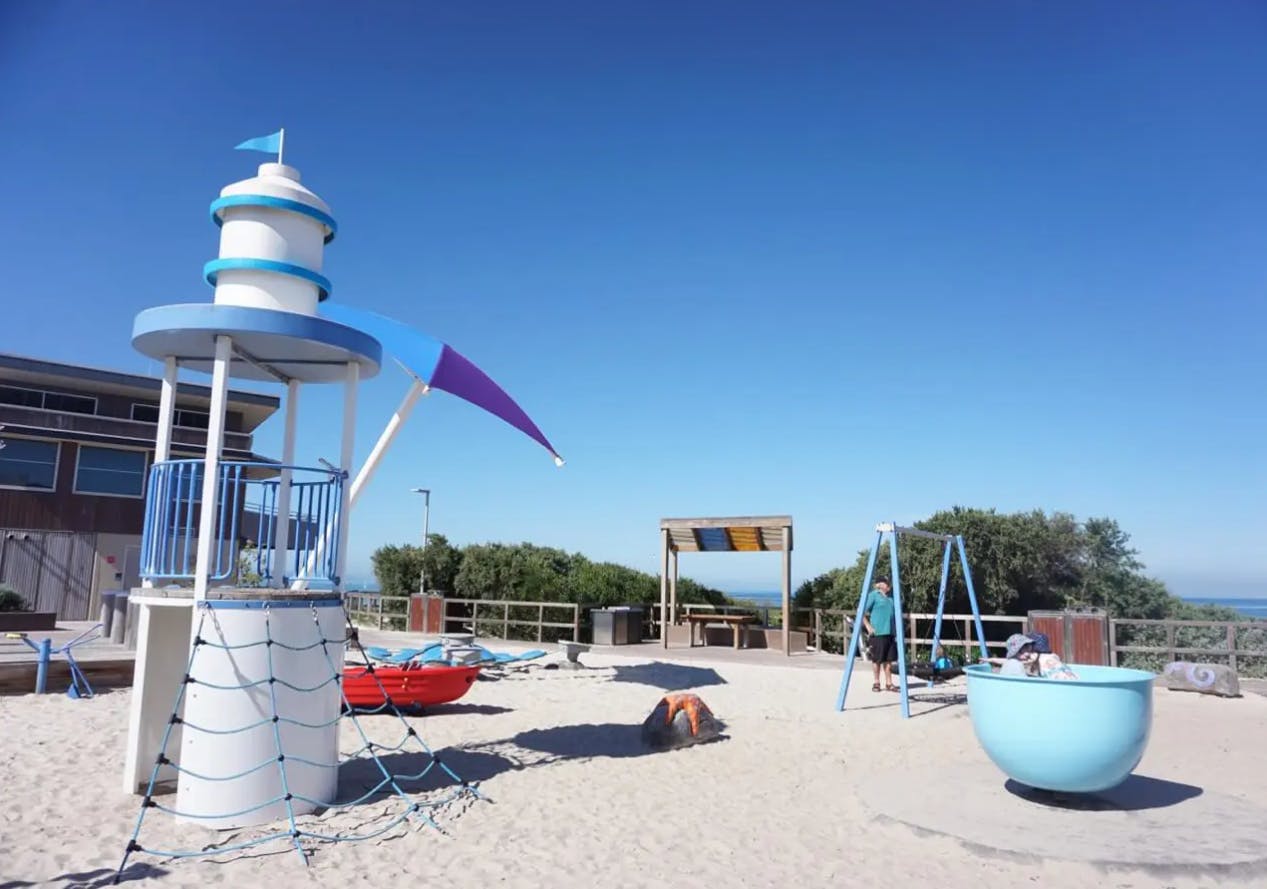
[110,593,128,645]
[34,638,51,694]
[125,600,140,650]
[100,592,117,638]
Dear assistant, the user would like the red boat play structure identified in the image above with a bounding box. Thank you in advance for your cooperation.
[342,663,481,710]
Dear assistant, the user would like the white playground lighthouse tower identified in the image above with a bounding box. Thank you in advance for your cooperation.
[123,154,380,826]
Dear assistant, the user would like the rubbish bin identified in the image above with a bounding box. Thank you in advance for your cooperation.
[623,607,644,643]
[592,607,644,646]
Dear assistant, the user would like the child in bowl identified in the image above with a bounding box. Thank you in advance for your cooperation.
[985,633,1078,680]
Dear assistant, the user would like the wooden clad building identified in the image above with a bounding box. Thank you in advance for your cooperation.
[0,352,278,618]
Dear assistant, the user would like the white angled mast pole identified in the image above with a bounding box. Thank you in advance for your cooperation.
[277,128,285,165]
[349,377,426,505]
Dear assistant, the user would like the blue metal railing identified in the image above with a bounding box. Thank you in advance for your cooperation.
[139,460,344,585]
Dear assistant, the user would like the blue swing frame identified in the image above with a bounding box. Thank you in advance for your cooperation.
[834,523,989,718]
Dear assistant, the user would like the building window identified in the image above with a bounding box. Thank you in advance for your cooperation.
[131,403,211,429]
[0,386,43,408]
[0,385,96,415]
[74,446,147,497]
[0,438,59,490]
[43,392,97,414]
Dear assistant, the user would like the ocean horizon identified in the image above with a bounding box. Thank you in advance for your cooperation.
[730,591,1267,619]
[343,583,1266,619]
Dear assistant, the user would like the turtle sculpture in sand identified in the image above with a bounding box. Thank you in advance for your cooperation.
[641,693,724,750]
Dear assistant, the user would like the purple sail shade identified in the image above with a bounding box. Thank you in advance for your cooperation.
[319,302,562,465]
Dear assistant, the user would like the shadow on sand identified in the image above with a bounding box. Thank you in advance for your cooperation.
[335,721,676,800]
[2,861,171,888]
[1005,774,1204,811]
[843,690,966,718]
[608,662,726,691]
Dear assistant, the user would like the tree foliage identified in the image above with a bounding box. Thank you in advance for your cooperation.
[372,536,726,606]
[794,506,1227,622]
[0,584,27,612]
[371,533,464,596]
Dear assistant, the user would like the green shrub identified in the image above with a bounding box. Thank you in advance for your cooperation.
[0,585,28,612]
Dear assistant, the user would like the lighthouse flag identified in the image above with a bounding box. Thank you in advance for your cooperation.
[234,129,284,162]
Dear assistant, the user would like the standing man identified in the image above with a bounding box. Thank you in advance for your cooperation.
[863,576,898,692]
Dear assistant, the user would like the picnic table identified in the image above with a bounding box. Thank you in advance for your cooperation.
[683,613,756,649]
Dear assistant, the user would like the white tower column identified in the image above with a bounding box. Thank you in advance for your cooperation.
[143,357,180,590]
[334,361,359,590]
[193,335,234,599]
[272,380,300,587]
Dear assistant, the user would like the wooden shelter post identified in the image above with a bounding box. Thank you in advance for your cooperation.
[670,549,679,625]
[781,525,792,656]
[659,528,670,648]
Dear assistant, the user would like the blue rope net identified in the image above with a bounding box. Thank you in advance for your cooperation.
[113,601,479,883]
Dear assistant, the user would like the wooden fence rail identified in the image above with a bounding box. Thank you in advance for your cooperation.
[441,597,583,643]
[1109,618,1267,674]
[344,591,412,630]
[342,595,1267,676]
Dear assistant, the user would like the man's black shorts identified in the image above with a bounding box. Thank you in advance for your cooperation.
[869,633,897,663]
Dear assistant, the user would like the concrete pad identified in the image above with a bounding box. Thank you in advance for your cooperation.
[859,762,1267,876]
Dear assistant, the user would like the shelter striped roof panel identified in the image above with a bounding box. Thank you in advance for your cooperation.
[660,516,793,553]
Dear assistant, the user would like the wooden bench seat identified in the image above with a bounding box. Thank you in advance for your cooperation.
[682,613,756,649]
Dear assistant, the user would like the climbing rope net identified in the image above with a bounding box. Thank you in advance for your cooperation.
[114,601,479,883]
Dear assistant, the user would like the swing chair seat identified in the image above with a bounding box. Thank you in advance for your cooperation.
[903,661,964,682]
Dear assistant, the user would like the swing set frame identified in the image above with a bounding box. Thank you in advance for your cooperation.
[834,522,989,718]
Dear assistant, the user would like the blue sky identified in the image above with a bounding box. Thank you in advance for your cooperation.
[2,2,1264,597]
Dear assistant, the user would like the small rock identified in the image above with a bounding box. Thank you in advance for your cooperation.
[1160,661,1240,698]
[641,693,724,750]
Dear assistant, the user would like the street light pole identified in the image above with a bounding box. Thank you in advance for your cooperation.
[411,488,430,594]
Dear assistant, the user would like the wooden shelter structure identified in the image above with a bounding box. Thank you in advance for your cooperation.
[658,515,795,655]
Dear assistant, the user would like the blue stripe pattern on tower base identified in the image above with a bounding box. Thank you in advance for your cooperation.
[204,258,332,301]
[210,194,338,243]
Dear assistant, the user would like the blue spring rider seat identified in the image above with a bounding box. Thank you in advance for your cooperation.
[964,663,1155,793]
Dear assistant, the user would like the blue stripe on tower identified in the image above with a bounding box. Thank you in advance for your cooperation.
[209,195,338,244]
[204,258,332,301]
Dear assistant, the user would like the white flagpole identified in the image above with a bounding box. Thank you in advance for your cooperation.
[278,128,285,165]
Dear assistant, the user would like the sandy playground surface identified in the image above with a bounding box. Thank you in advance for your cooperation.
[2,644,1266,888]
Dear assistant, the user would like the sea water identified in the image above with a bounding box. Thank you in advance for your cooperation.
[732,591,1267,619]
[1181,597,1267,619]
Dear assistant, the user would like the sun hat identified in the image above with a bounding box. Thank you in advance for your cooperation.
[1004,633,1036,659]
[1028,632,1052,654]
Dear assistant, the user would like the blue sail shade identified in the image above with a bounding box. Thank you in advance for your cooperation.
[319,302,562,465]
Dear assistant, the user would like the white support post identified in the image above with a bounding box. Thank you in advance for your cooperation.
[154,356,178,463]
[272,380,300,587]
[143,357,179,589]
[121,601,192,794]
[781,526,792,656]
[333,362,359,591]
[291,376,426,590]
[193,336,233,599]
